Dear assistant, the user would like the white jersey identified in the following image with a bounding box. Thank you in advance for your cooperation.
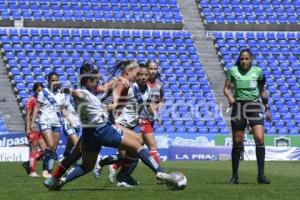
[37,88,65,127]
[63,94,81,128]
[75,88,109,128]
[116,83,152,128]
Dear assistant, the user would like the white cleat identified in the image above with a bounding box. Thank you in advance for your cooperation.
[29,172,40,178]
[108,165,117,183]
[156,172,175,185]
[42,170,51,179]
[117,181,134,188]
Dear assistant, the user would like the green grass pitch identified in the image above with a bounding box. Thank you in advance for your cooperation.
[1,161,300,200]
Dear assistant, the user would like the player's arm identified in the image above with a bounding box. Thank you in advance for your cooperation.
[64,88,86,100]
[30,102,40,131]
[157,86,165,110]
[258,75,271,121]
[25,102,32,135]
[96,79,114,93]
[96,77,130,93]
[61,106,72,126]
[224,79,236,106]
[108,81,125,111]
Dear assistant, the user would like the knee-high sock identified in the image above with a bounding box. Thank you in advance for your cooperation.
[29,151,37,173]
[117,156,138,181]
[99,154,123,168]
[52,163,67,179]
[137,148,162,174]
[149,150,160,164]
[48,149,56,173]
[65,165,87,182]
[231,147,242,178]
[43,148,52,171]
[36,150,44,160]
[256,144,265,177]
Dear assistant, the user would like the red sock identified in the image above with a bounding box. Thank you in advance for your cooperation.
[36,150,44,160]
[52,164,67,179]
[29,152,37,173]
[150,150,160,164]
[113,162,122,170]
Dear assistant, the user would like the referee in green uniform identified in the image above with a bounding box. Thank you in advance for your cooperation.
[224,49,271,184]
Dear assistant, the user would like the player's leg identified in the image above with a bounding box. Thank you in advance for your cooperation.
[50,127,61,173]
[248,102,270,184]
[51,137,82,180]
[229,102,246,184]
[142,133,160,164]
[230,130,244,184]
[37,134,46,160]
[140,120,160,164]
[28,134,40,177]
[41,126,56,178]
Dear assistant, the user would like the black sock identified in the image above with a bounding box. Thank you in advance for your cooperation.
[232,147,242,178]
[99,154,122,168]
[256,144,265,177]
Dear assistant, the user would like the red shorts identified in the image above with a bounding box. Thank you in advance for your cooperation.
[139,119,154,134]
[26,131,42,142]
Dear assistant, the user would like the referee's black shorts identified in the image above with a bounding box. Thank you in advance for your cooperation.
[231,100,264,131]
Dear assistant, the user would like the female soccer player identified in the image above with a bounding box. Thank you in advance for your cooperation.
[31,72,65,178]
[24,82,46,177]
[224,49,271,184]
[95,64,153,187]
[44,65,174,191]
[139,60,164,164]
[104,61,164,185]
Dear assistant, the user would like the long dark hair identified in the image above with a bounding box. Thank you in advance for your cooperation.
[33,82,44,92]
[47,71,59,83]
[79,66,99,87]
[32,82,44,97]
[235,49,253,68]
[145,60,161,80]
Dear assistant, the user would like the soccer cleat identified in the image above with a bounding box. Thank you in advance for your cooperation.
[228,176,240,184]
[22,161,31,175]
[257,175,271,184]
[44,177,56,189]
[124,175,140,186]
[42,170,51,179]
[29,172,40,178]
[117,181,134,188]
[156,172,176,185]
[49,177,66,191]
[108,164,117,183]
[93,166,102,179]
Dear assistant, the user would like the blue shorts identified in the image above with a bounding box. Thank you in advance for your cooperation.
[81,123,123,153]
[39,124,61,133]
[62,123,81,137]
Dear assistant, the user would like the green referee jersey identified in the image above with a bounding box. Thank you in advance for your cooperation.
[226,66,264,101]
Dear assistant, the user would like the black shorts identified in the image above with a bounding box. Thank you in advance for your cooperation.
[231,101,264,131]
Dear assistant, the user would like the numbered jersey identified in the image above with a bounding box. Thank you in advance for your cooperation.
[75,88,109,127]
[37,88,65,126]
[116,83,152,128]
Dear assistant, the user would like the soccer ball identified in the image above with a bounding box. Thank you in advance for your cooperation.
[166,172,187,190]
